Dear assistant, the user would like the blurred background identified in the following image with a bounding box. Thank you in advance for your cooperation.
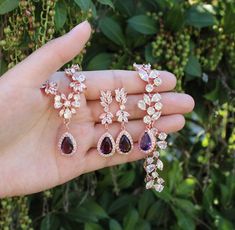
[0,0,235,229]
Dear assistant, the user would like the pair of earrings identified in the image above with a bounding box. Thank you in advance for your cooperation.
[97,88,133,157]
[41,64,86,156]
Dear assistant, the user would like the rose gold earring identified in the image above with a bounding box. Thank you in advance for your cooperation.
[115,88,133,154]
[134,63,167,192]
[41,64,86,156]
[97,90,116,157]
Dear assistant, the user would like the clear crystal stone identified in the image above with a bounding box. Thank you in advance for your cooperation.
[155,102,162,110]
[146,84,154,92]
[146,157,154,164]
[152,112,161,120]
[54,102,63,109]
[74,94,80,100]
[157,178,165,184]
[157,141,167,149]
[64,109,72,119]
[156,159,163,170]
[146,164,156,173]
[139,69,149,81]
[151,93,161,102]
[64,100,71,107]
[147,107,155,116]
[158,132,167,140]
[152,171,159,178]
[149,70,160,79]
[154,77,162,86]
[71,101,80,108]
[143,115,152,124]
[143,94,151,105]
[153,151,160,158]
[151,127,158,135]
[154,184,164,192]
[54,95,61,101]
[120,104,126,110]
[138,100,146,110]
[146,180,154,189]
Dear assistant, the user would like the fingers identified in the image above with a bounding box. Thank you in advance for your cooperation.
[88,93,194,123]
[50,69,177,100]
[4,21,91,86]
[91,114,185,147]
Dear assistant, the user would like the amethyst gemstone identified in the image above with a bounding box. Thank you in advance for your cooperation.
[100,137,113,154]
[140,132,152,151]
[119,134,131,153]
[61,136,74,154]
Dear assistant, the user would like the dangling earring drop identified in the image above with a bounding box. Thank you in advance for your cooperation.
[41,64,86,156]
[115,88,133,154]
[97,90,116,157]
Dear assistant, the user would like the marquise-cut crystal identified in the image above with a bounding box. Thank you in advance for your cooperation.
[143,115,152,124]
[154,77,162,86]
[146,180,154,189]
[147,107,155,116]
[143,94,151,105]
[146,157,154,164]
[139,69,149,81]
[149,70,160,79]
[138,100,146,110]
[157,141,167,149]
[156,159,163,170]
[155,102,162,110]
[154,184,164,192]
[152,112,161,120]
[157,178,165,184]
[152,171,159,178]
[151,93,161,102]
[158,132,167,140]
[153,151,160,158]
[146,84,154,92]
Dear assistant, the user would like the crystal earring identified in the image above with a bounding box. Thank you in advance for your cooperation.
[133,63,168,192]
[115,88,133,154]
[97,90,116,157]
[41,64,86,156]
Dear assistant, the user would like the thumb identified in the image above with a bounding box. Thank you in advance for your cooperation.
[5,20,92,86]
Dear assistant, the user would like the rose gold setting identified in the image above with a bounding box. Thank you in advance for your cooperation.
[115,88,133,155]
[97,90,115,157]
[134,63,168,192]
[58,132,77,156]
[41,64,86,156]
[116,130,134,155]
[97,132,116,157]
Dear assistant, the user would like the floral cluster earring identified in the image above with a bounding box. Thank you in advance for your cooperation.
[41,64,86,156]
[97,88,133,156]
[133,63,168,192]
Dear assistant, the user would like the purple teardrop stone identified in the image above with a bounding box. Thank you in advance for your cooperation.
[140,132,152,151]
[100,137,113,155]
[119,134,131,153]
[61,136,74,154]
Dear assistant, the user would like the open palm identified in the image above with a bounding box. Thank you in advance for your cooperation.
[0,21,194,197]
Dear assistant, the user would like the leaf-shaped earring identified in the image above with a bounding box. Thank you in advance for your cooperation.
[115,88,133,155]
[97,90,116,157]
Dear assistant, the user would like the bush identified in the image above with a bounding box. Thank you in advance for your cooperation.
[0,0,235,229]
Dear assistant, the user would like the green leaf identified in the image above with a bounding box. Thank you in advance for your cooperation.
[84,223,104,230]
[118,170,135,189]
[176,177,197,197]
[40,214,60,230]
[0,0,19,14]
[123,209,138,230]
[204,80,219,101]
[173,198,196,216]
[186,4,217,28]
[55,1,67,30]
[109,219,122,230]
[87,53,112,70]
[128,15,157,35]
[116,0,134,17]
[185,55,202,77]
[99,17,125,46]
[165,5,185,32]
[138,190,154,217]
[108,195,133,214]
[97,0,114,9]
[74,0,91,11]
[223,3,235,34]
[0,58,7,76]
[172,208,195,230]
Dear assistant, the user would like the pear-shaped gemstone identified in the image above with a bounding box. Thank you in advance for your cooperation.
[100,137,113,155]
[140,132,152,151]
[61,136,74,154]
[119,134,131,153]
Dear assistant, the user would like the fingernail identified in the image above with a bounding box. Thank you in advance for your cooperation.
[69,20,90,34]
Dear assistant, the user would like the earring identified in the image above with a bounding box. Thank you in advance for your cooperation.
[115,88,133,154]
[133,63,167,192]
[97,90,116,157]
[41,64,86,156]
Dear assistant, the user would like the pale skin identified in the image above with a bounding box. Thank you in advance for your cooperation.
[0,21,194,198]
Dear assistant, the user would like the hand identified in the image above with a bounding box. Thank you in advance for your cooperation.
[0,21,194,197]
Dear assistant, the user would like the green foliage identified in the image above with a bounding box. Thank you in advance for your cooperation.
[0,0,235,229]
